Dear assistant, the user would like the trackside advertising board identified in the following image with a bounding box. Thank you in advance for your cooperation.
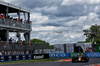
[69,53,85,57]
[85,52,100,57]
[33,54,49,59]
[49,53,69,57]
[0,55,33,62]
[0,54,50,62]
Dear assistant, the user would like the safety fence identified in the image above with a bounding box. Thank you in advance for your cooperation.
[49,52,100,57]
[0,43,33,51]
[0,18,31,29]
[0,54,49,62]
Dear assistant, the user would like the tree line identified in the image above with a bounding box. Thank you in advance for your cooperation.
[30,38,54,49]
[78,24,100,45]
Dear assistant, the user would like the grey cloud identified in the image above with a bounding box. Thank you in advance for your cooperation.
[2,0,100,44]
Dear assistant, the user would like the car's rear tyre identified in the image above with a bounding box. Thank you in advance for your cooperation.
[86,57,89,62]
[72,59,75,63]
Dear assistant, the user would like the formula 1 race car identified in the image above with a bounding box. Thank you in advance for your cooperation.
[72,54,89,62]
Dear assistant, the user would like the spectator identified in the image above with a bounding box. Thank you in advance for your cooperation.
[0,14,3,19]
[1,50,4,55]
[8,50,11,55]
[4,50,7,55]
[16,50,19,55]
[0,51,2,55]
[9,37,12,44]
[26,50,29,55]
[21,51,24,55]
[13,50,17,55]
[20,40,22,45]
[12,39,15,44]
[30,41,32,45]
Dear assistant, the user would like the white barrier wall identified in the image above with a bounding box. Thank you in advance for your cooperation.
[35,49,54,54]
[53,43,92,53]
[54,44,64,53]
[66,44,74,53]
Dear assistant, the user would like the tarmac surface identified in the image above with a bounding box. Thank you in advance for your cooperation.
[0,58,100,66]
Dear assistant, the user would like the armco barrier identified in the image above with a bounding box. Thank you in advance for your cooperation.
[69,53,85,57]
[49,53,69,57]
[0,55,33,62]
[85,52,100,57]
[0,54,49,62]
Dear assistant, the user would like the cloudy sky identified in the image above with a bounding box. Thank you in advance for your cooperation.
[1,0,100,44]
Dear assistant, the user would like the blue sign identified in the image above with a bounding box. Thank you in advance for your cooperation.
[85,52,100,57]
[49,53,69,57]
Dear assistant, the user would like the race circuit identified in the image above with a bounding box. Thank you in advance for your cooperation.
[0,58,100,66]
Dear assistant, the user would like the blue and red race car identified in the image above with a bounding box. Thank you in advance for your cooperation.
[72,54,89,62]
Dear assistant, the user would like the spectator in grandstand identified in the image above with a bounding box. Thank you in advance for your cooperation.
[0,38,1,41]
[1,50,4,55]
[24,20,27,27]
[4,50,7,55]
[0,13,2,18]
[10,50,13,55]
[0,38,2,44]
[7,50,11,55]
[7,15,10,19]
[20,40,22,45]
[0,51,2,55]
[12,39,15,44]
[18,50,21,55]
[30,41,32,45]
[0,13,3,19]
[16,50,19,55]
[26,20,29,23]
[9,37,12,44]
[26,50,29,55]
[13,50,17,55]
[21,51,24,55]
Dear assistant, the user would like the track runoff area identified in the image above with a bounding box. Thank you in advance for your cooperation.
[56,58,100,66]
[0,58,100,66]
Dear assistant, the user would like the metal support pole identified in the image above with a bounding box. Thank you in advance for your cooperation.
[23,12,26,20]
[17,10,20,19]
[28,31,30,45]
[7,29,9,44]
[17,32,20,43]
[6,6,9,17]
[28,13,30,21]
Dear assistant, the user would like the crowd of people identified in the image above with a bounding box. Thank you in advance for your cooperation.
[84,47,92,52]
[0,37,32,55]
[8,37,32,45]
[0,13,31,29]
[0,50,30,55]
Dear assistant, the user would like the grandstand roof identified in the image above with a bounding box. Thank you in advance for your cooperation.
[0,1,30,13]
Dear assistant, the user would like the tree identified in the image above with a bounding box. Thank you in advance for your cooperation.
[83,25,100,44]
[30,38,54,49]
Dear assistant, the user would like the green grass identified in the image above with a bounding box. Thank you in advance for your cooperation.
[0,59,57,64]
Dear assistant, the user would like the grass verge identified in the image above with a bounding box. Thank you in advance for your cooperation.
[0,59,57,65]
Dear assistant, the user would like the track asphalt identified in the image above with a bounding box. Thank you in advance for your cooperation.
[0,58,100,66]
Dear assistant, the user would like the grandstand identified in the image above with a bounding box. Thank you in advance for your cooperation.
[0,1,33,55]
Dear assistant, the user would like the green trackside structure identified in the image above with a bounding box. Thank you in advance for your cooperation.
[95,45,100,52]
